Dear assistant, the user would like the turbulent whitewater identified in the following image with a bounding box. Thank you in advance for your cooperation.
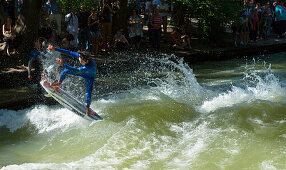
[1,52,286,169]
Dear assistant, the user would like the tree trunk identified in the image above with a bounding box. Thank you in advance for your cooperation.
[113,0,128,33]
[19,0,43,54]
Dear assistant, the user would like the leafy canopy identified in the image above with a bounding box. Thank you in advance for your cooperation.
[171,0,243,41]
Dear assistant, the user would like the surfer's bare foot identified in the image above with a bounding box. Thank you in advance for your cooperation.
[86,108,91,116]
[50,81,62,86]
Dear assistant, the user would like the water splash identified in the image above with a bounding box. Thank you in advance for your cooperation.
[0,105,83,133]
[198,60,286,113]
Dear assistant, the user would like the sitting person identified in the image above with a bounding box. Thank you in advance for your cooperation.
[183,18,194,39]
[2,16,16,56]
[172,28,192,50]
[114,29,129,51]
[98,35,109,52]
[170,27,181,46]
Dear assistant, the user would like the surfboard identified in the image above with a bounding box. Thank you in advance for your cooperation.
[40,80,103,121]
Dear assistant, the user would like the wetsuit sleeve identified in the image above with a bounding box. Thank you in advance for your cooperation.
[55,47,79,59]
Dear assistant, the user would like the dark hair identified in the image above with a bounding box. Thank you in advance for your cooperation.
[78,51,90,61]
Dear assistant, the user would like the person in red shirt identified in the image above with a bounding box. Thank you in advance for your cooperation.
[250,9,260,42]
[150,8,163,49]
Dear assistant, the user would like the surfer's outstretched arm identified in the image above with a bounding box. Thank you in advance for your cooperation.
[55,47,79,59]
[47,45,79,59]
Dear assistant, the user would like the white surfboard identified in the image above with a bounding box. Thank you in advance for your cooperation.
[41,80,103,121]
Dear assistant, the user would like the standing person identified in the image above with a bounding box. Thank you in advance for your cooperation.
[264,2,273,39]
[250,10,259,42]
[47,45,97,116]
[28,41,43,93]
[111,0,120,34]
[88,8,100,55]
[0,0,5,26]
[45,0,62,36]
[4,0,15,25]
[128,0,140,15]
[100,0,113,44]
[128,9,143,49]
[2,16,16,56]
[65,7,78,48]
[273,2,286,38]
[249,0,256,10]
[144,0,153,40]
[157,0,168,35]
[240,12,250,46]
[150,8,162,49]
[78,5,90,50]
[152,0,161,8]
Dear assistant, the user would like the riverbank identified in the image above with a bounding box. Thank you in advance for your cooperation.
[1,33,286,110]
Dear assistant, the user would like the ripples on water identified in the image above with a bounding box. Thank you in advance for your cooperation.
[1,52,286,169]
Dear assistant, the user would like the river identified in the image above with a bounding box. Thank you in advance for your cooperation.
[1,52,286,169]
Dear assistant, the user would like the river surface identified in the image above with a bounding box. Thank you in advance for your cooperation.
[1,52,286,169]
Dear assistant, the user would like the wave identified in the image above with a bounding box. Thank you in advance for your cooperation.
[198,63,286,113]
[0,105,85,134]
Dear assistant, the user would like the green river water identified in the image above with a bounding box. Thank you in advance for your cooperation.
[0,52,286,169]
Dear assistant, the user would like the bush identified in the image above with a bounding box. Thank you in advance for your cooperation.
[171,0,243,42]
[58,0,98,14]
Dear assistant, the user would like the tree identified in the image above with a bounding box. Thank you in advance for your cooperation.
[59,0,98,13]
[19,0,43,54]
[171,0,242,42]
[114,0,128,33]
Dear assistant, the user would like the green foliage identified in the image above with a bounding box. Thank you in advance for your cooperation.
[58,0,98,14]
[171,0,243,42]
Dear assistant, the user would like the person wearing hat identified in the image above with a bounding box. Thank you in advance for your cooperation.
[47,45,97,116]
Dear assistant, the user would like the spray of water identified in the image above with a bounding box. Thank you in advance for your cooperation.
[198,59,286,113]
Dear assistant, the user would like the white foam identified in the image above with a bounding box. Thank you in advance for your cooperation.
[198,86,249,113]
[0,109,28,132]
[26,105,82,133]
[261,160,277,170]
[166,121,220,168]
[198,73,286,113]
[0,105,84,134]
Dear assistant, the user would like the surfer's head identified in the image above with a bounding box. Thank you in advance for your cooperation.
[78,51,90,65]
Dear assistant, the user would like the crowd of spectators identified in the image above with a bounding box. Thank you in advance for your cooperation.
[233,0,286,47]
[3,0,286,57]
[1,0,193,57]
[0,0,23,56]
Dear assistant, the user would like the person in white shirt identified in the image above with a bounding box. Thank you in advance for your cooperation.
[65,8,78,48]
[157,0,168,34]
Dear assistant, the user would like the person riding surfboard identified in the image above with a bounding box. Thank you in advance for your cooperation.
[47,45,97,116]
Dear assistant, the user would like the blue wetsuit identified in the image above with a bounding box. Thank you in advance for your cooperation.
[28,49,43,86]
[28,49,42,76]
[55,48,97,108]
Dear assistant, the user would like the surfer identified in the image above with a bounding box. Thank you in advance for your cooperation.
[47,45,97,116]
